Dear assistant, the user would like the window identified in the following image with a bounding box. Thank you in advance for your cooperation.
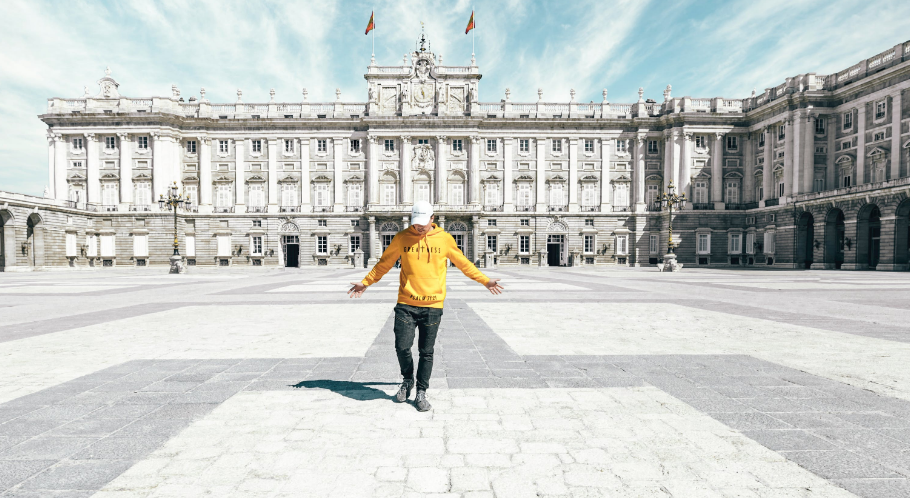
[815,118,826,134]
[487,219,497,227]
[873,132,885,142]
[616,235,628,255]
[413,139,427,146]
[214,184,231,207]
[284,139,295,153]
[726,136,738,151]
[778,179,785,197]
[614,183,629,207]
[725,181,739,204]
[520,219,530,226]
[185,140,195,153]
[649,234,659,254]
[219,140,229,153]
[251,236,263,256]
[549,183,565,206]
[552,139,562,153]
[647,140,659,154]
[351,220,359,227]
[317,139,327,153]
[585,219,594,227]
[383,184,396,205]
[105,136,116,149]
[815,146,827,154]
[314,184,329,206]
[814,178,825,192]
[584,139,594,153]
[102,183,118,206]
[841,141,852,151]
[729,233,741,254]
[66,233,77,257]
[85,234,97,257]
[584,235,595,253]
[384,139,395,152]
[484,183,501,205]
[216,235,231,257]
[646,184,659,207]
[317,219,327,227]
[100,234,115,257]
[415,183,430,203]
[280,184,297,206]
[778,125,786,140]
[183,185,197,207]
[452,139,463,152]
[350,139,361,153]
[615,139,627,153]
[349,235,361,254]
[486,139,497,153]
[516,184,532,206]
[519,139,529,153]
[843,174,852,188]
[73,138,83,150]
[252,219,262,227]
[695,136,706,149]
[693,181,708,204]
[519,235,530,253]
[71,161,83,169]
[317,236,328,254]
[486,235,498,252]
[135,183,151,205]
[758,132,765,147]
[697,233,711,254]
[746,232,755,254]
[581,183,597,206]
[875,101,887,120]
[251,140,262,153]
[348,183,363,206]
[763,232,775,254]
[249,184,264,207]
[843,112,853,130]
[757,184,764,201]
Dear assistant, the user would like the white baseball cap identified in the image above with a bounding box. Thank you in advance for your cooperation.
[411,200,434,226]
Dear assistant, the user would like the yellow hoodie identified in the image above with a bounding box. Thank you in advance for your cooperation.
[361,224,489,308]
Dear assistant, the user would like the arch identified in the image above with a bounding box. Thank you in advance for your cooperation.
[824,208,845,269]
[795,211,814,269]
[0,209,14,270]
[379,221,400,233]
[279,221,299,233]
[446,221,468,232]
[723,171,744,179]
[448,170,466,181]
[26,212,44,268]
[380,171,398,182]
[547,220,569,233]
[856,203,882,270]
[895,198,910,270]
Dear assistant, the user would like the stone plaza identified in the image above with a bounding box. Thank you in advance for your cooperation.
[0,266,909,497]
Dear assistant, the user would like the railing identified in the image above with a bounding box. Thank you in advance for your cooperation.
[343,104,366,115]
[690,99,711,109]
[130,99,152,106]
[580,205,600,212]
[370,66,411,74]
[644,103,655,114]
[280,206,301,213]
[312,206,331,212]
[478,104,501,113]
[214,206,234,213]
[544,104,569,113]
[742,202,760,210]
[212,105,233,114]
[186,205,199,213]
[609,104,632,115]
[764,198,779,207]
[792,177,910,203]
[65,99,86,107]
[311,104,333,115]
[724,203,750,210]
[101,204,118,212]
[512,104,535,113]
[345,206,363,212]
[437,66,469,73]
[65,200,78,209]
[130,204,152,212]
[514,205,535,212]
[483,205,503,212]
[244,104,268,113]
[691,203,714,210]
[180,104,199,117]
[433,205,476,212]
[722,99,743,110]
[548,205,568,212]
[612,206,631,212]
[368,205,406,212]
[246,206,266,213]
[646,202,661,212]
[277,104,301,112]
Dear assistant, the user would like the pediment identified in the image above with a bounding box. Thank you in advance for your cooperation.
[182,175,199,182]
[724,171,744,179]
[693,170,711,179]
[312,175,333,183]
[612,174,631,182]
[866,146,888,157]
[278,175,298,183]
[835,154,854,164]
[344,174,364,182]
[68,172,86,180]
[579,175,599,182]
[247,175,266,182]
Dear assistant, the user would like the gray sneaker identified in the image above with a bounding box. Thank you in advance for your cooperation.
[396,379,413,402]
[415,391,432,412]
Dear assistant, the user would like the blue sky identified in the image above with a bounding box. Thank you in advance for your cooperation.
[1,0,908,196]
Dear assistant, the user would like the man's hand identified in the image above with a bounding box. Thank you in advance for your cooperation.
[485,279,504,295]
[348,282,367,298]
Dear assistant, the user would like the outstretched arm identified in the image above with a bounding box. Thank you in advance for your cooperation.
[348,238,400,298]
[446,241,504,295]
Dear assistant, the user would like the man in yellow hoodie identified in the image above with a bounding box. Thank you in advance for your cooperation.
[348,200,503,411]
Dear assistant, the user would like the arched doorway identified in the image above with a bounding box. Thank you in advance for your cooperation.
[824,209,845,269]
[278,220,300,268]
[0,209,14,271]
[895,198,910,271]
[546,219,569,267]
[856,204,881,270]
[379,221,401,267]
[26,213,44,269]
[796,212,814,269]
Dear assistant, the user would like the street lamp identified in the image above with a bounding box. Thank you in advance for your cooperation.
[158,182,191,273]
[659,180,686,272]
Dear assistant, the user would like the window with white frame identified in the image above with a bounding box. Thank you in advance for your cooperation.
[758,132,765,147]
[584,235,595,254]
[841,141,852,151]
[135,182,151,206]
[382,183,396,205]
[86,234,97,257]
[552,139,562,153]
[185,184,198,206]
[875,100,887,120]
[102,183,118,206]
[519,139,529,153]
[317,139,327,153]
[280,184,297,206]
[519,235,530,253]
[616,235,628,255]
[873,132,885,142]
[185,235,195,257]
[815,118,826,134]
[647,140,659,154]
[348,183,362,206]
[778,177,785,197]
[693,181,708,204]
[417,139,429,145]
[695,136,706,149]
[215,184,231,207]
[520,219,530,226]
[450,183,464,205]
[452,139,463,152]
[729,233,742,254]
[757,183,764,201]
[415,183,430,203]
[549,183,565,206]
[349,235,361,254]
[726,136,738,151]
[584,139,594,153]
[843,112,853,130]
[614,183,629,207]
[516,184,531,206]
[646,184,659,207]
[778,125,786,140]
[486,235,498,252]
[71,161,83,169]
[105,136,116,149]
[746,232,755,254]
[815,146,827,154]
[219,140,229,153]
[483,139,495,152]
[251,140,262,153]
[725,181,739,204]
[763,232,775,254]
[615,139,627,153]
[350,139,361,153]
[317,236,327,254]
[248,184,263,207]
[384,139,395,152]
[73,137,84,150]
[100,234,115,257]
[814,178,825,192]
[217,235,231,257]
[649,234,659,254]
[251,236,263,256]
[132,136,146,150]
[581,183,597,206]
[66,233,77,257]
[484,183,501,205]
[184,140,195,153]
[317,219,327,227]
[697,233,711,254]
[314,184,329,206]
[284,139,295,153]
[134,234,148,258]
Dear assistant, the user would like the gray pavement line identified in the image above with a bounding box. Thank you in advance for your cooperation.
[0,303,186,344]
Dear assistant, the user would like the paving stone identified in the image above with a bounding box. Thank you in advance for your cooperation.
[783,450,902,479]
[0,436,98,460]
[0,460,56,491]
[69,436,169,460]
[18,459,135,490]
[742,430,838,451]
[46,418,133,437]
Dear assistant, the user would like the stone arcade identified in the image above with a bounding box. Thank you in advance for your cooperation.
[1,37,910,271]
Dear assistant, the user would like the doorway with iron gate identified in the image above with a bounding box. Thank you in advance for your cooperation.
[282,235,299,268]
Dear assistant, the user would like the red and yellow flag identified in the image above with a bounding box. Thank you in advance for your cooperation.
[465,10,475,34]
[365,11,375,35]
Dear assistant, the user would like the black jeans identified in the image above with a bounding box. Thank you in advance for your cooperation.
[393,303,443,392]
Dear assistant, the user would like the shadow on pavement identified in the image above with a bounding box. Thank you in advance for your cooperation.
[292,380,399,401]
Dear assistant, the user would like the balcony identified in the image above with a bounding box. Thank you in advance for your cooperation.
[612,206,631,212]
[130,204,152,212]
[548,205,568,212]
[646,203,662,212]
[214,206,234,213]
[279,206,301,213]
[247,206,266,213]
[764,198,779,207]
[725,203,757,210]
[101,205,118,212]
[312,206,331,213]
[345,206,363,212]
[514,205,535,212]
[580,205,600,212]
[185,205,199,213]
[65,200,78,209]
[84,203,99,212]
[483,205,503,212]
[691,203,715,210]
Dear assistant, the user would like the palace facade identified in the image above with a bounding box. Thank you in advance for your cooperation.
[1,36,910,271]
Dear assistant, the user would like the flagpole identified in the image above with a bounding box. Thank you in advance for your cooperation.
[472,6,475,57]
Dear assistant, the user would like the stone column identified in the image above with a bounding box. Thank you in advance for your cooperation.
[826,117,836,190]
[118,132,132,208]
[633,134,646,212]
[368,216,378,265]
[802,113,816,193]
[47,134,56,199]
[536,137,547,211]
[469,136,481,205]
[791,112,804,196]
[712,132,724,209]
[503,136,513,212]
[762,126,773,206]
[672,130,681,186]
[568,137,579,212]
[235,139,245,208]
[199,137,213,213]
[856,106,866,185]
[300,139,310,209]
[891,92,902,180]
[53,134,67,201]
[743,132,754,203]
[367,136,378,206]
[151,132,167,202]
[680,131,692,205]
[86,133,100,205]
[663,131,673,186]
[472,215,481,262]
[600,138,612,212]
[400,136,412,205]
[435,135,447,205]
[333,137,344,212]
[782,118,793,200]
[268,138,278,212]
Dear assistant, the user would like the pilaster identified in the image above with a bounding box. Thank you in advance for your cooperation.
[235,139,245,208]
[400,135,412,205]
[891,91,902,180]
[802,112,815,193]
[470,136,481,206]
[600,138,612,211]
[333,137,344,212]
[761,126,773,207]
[268,138,278,213]
[85,133,100,205]
[199,137,213,213]
[300,139,310,209]
[535,137,547,212]
[743,132,754,203]
[633,134,646,212]
[436,135,447,205]
[856,106,866,185]
[117,132,132,208]
[568,137,578,212]
[712,131,724,210]
[46,134,55,199]
[368,136,379,207]
[680,131,692,206]
[53,134,67,201]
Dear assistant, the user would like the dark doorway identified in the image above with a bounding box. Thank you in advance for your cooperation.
[856,204,881,270]
[547,244,561,266]
[895,199,910,270]
[869,207,881,269]
[796,212,814,269]
[825,209,845,269]
[282,235,299,268]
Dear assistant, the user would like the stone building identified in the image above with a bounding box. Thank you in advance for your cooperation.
[1,35,909,271]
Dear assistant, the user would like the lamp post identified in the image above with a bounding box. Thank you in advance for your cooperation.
[158,182,191,273]
[659,180,686,272]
